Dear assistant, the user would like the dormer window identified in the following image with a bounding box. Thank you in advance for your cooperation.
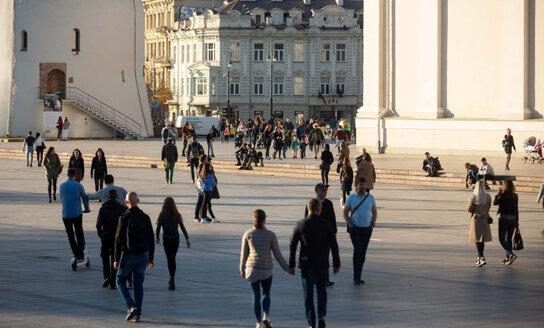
[255,14,262,25]
[272,13,283,25]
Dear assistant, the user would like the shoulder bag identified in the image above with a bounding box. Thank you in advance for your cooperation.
[346,193,370,233]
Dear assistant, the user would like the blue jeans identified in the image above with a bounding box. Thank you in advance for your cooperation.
[498,218,517,256]
[349,226,373,281]
[117,252,149,315]
[301,269,327,327]
[26,146,34,165]
[207,142,214,156]
[220,130,225,142]
[250,276,273,322]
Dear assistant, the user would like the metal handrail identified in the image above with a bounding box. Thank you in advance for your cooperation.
[64,87,142,136]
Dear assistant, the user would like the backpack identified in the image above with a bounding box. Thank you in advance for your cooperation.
[162,128,169,139]
[126,212,149,253]
[162,220,178,238]
[190,143,201,159]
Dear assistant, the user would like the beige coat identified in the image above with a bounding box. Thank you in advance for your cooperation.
[355,161,376,190]
[467,195,492,243]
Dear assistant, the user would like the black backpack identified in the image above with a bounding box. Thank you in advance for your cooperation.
[126,213,149,253]
[162,220,178,238]
[162,128,169,139]
[190,143,201,159]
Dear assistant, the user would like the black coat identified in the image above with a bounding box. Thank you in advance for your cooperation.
[289,214,340,271]
[162,142,178,163]
[96,200,126,240]
[91,156,108,179]
[69,156,84,177]
[304,198,337,234]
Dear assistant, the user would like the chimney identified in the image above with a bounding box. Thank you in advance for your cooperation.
[335,0,344,6]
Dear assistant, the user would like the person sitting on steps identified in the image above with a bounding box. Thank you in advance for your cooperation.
[423,152,441,177]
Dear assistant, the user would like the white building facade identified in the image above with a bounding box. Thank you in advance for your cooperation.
[0,0,153,138]
[168,0,363,123]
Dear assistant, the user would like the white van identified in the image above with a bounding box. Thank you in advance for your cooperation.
[175,116,221,135]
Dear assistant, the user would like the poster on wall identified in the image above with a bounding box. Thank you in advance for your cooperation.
[43,92,62,133]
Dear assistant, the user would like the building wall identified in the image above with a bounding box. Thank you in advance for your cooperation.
[357,0,544,155]
[0,0,15,136]
[7,0,152,137]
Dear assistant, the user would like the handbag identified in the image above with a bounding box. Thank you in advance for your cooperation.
[488,215,493,224]
[513,227,524,250]
[212,185,220,199]
[57,164,64,175]
[196,178,205,191]
[163,160,171,169]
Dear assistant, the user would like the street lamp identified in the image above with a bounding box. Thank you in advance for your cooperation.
[266,55,277,118]
[226,60,232,121]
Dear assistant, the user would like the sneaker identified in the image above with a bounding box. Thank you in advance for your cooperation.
[103,278,110,288]
[238,167,245,170]
[318,317,326,328]
[200,219,210,224]
[479,258,487,266]
[194,218,200,223]
[168,279,175,290]
[211,218,221,223]
[354,279,365,285]
[474,258,481,265]
[263,319,272,328]
[326,281,335,287]
[502,257,509,264]
[126,307,138,321]
[131,315,141,323]
[506,253,517,265]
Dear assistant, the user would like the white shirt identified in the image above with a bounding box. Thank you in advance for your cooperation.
[479,163,494,176]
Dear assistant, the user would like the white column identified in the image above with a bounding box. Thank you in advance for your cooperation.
[498,0,531,120]
[358,0,385,118]
[412,0,444,119]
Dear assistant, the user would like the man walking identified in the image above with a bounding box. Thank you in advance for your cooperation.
[87,174,128,205]
[22,130,35,167]
[304,183,337,287]
[114,192,155,323]
[289,199,340,328]
[59,168,91,261]
[161,137,178,184]
[96,189,126,289]
[186,136,204,183]
[343,177,377,285]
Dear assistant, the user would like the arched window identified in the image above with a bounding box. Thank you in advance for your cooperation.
[21,30,28,51]
[72,28,80,52]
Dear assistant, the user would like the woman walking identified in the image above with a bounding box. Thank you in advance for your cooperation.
[340,158,353,207]
[56,116,63,141]
[466,180,492,267]
[502,128,516,171]
[35,132,46,167]
[91,148,108,192]
[43,146,62,203]
[309,123,324,159]
[240,209,291,328]
[68,149,84,182]
[320,144,334,185]
[494,179,519,265]
[156,197,190,290]
[198,162,218,223]
[355,153,376,193]
[62,117,70,141]
[263,124,273,160]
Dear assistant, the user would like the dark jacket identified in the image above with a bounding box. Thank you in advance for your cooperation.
[493,192,519,216]
[161,142,178,163]
[186,141,204,160]
[296,125,306,140]
[289,214,340,271]
[114,206,155,262]
[304,199,337,234]
[321,150,334,167]
[309,129,324,145]
[91,156,108,179]
[96,200,126,240]
[156,216,189,241]
[69,156,84,177]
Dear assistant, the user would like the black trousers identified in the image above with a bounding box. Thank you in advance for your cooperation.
[163,237,180,280]
[47,178,57,199]
[94,176,104,192]
[63,215,85,259]
[189,158,200,182]
[200,191,215,220]
[100,236,116,284]
[57,127,62,139]
[36,146,44,165]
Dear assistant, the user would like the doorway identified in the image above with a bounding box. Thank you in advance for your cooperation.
[46,69,66,99]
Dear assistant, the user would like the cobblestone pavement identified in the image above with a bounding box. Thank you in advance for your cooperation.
[0,158,543,327]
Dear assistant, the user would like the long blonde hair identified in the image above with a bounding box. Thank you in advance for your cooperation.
[472,180,489,204]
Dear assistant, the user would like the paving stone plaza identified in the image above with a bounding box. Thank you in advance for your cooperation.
[0,140,543,328]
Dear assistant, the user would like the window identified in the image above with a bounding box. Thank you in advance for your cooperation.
[181,45,185,62]
[336,77,345,95]
[21,30,28,51]
[294,77,304,95]
[229,77,240,95]
[172,77,176,92]
[294,43,304,62]
[72,28,80,51]
[206,43,215,61]
[272,13,283,25]
[274,77,284,95]
[211,77,216,95]
[196,77,208,95]
[336,44,346,62]
[192,44,196,62]
[172,46,176,61]
[321,44,331,62]
[274,44,284,62]
[185,45,189,63]
[230,42,240,61]
[293,15,299,25]
[180,78,184,96]
[255,14,262,25]
[320,78,330,95]
[254,43,264,61]
[186,77,190,95]
[254,77,264,95]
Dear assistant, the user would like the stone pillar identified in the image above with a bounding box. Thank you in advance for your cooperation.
[498,0,531,120]
[412,0,444,119]
[358,0,385,118]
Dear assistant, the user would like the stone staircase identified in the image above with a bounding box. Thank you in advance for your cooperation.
[65,87,143,139]
[2,149,542,193]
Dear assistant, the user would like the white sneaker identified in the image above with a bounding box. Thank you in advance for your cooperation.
[200,219,210,224]
[478,258,487,266]
[211,218,221,223]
